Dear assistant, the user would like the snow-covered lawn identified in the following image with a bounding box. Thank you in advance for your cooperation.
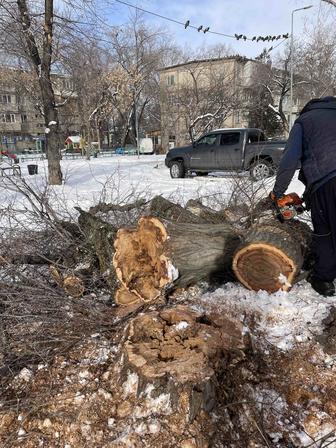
[0,153,305,217]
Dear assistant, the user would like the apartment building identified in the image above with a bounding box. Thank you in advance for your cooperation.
[159,56,309,150]
[0,68,79,153]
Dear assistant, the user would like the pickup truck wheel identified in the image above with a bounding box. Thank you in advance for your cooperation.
[250,160,273,181]
[170,161,185,178]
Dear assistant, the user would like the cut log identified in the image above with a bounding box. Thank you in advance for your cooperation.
[147,196,204,223]
[77,207,117,289]
[120,306,244,423]
[185,199,228,224]
[232,220,312,293]
[49,266,85,298]
[113,216,241,305]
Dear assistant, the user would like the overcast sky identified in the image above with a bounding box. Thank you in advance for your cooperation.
[100,0,334,58]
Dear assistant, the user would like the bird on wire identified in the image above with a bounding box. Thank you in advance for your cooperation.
[203,26,210,33]
[197,25,203,31]
[184,20,190,29]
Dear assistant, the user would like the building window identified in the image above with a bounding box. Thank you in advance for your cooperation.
[1,113,16,123]
[21,114,28,123]
[167,94,179,106]
[166,75,175,86]
[0,94,11,104]
[62,79,74,90]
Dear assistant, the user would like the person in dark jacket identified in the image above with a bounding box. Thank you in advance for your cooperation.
[272,96,336,297]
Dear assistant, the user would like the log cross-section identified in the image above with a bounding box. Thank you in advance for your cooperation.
[232,220,312,293]
[113,217,173,303]
[113,216,241,305]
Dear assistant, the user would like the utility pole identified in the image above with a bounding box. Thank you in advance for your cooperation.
[290,5,313,130]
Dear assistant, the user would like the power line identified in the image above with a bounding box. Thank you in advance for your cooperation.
[113,0,289,43]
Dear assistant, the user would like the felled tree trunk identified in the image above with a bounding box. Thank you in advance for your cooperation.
[119,306,244,426]
[113,216,241,305]
[77,208,117,290]
[185,199,228,224]
[232,220,312,293]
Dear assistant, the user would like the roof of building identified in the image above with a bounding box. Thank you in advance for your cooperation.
[159,55,254,72]
[66,136,81,144]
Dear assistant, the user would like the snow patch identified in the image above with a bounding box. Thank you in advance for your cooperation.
[17,368,33,382]
[145,384,171,415]
[175,321,189,330]
[278,273,291,288]
[198,281,333,351]
[166,260,179,282]
[107,418,115,427]
[122,372,139,396]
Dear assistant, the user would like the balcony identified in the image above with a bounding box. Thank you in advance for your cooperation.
[0,101,19,113]
[0,122,22,132]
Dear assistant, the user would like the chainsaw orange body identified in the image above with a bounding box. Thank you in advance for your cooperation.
[270,192,304,221]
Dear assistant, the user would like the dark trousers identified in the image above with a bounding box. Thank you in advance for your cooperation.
[310,176,336,282]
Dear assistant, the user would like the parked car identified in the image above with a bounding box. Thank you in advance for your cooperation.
[0,151,19,164]
[164,128,287,180]
[139,138,154,154]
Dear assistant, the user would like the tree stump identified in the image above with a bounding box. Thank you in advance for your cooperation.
[120,306,244,423]
[232,220,312,293]
[113,216,241,305]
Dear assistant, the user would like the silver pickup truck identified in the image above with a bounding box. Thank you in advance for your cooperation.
[164,128,286,180]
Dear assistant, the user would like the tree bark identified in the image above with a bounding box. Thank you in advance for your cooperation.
[77,208,117,290]
[232,220,312,293]
[113,216,241,305]
[185,199,228,224]
[17,0,62,185]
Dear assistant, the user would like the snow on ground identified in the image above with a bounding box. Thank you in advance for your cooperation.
[196,281,334,352]
[0,154,324,351]
[0,154,305,224]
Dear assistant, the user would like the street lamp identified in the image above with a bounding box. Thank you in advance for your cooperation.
[290,5,313,130]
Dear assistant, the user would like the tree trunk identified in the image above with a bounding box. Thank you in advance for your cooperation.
[185,199,228,224]
[119,305,244,427]
[45,108,62,185]
[113,216,241,305]
[232,220,312,293]
[77,208,117,290]
[17,0,63,185]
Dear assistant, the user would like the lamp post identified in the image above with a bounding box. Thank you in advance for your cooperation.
[290,5,313,130]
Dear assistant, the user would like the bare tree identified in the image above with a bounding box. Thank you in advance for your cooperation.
[161,58,239,146]
[106,13,172,147]
[62,39,113,156]
[0,0,103,182]
[297,20,336,97]
[13,0,62,184]
[244,49,310,136]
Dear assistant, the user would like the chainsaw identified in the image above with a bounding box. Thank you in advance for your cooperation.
[270,192,305,222]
